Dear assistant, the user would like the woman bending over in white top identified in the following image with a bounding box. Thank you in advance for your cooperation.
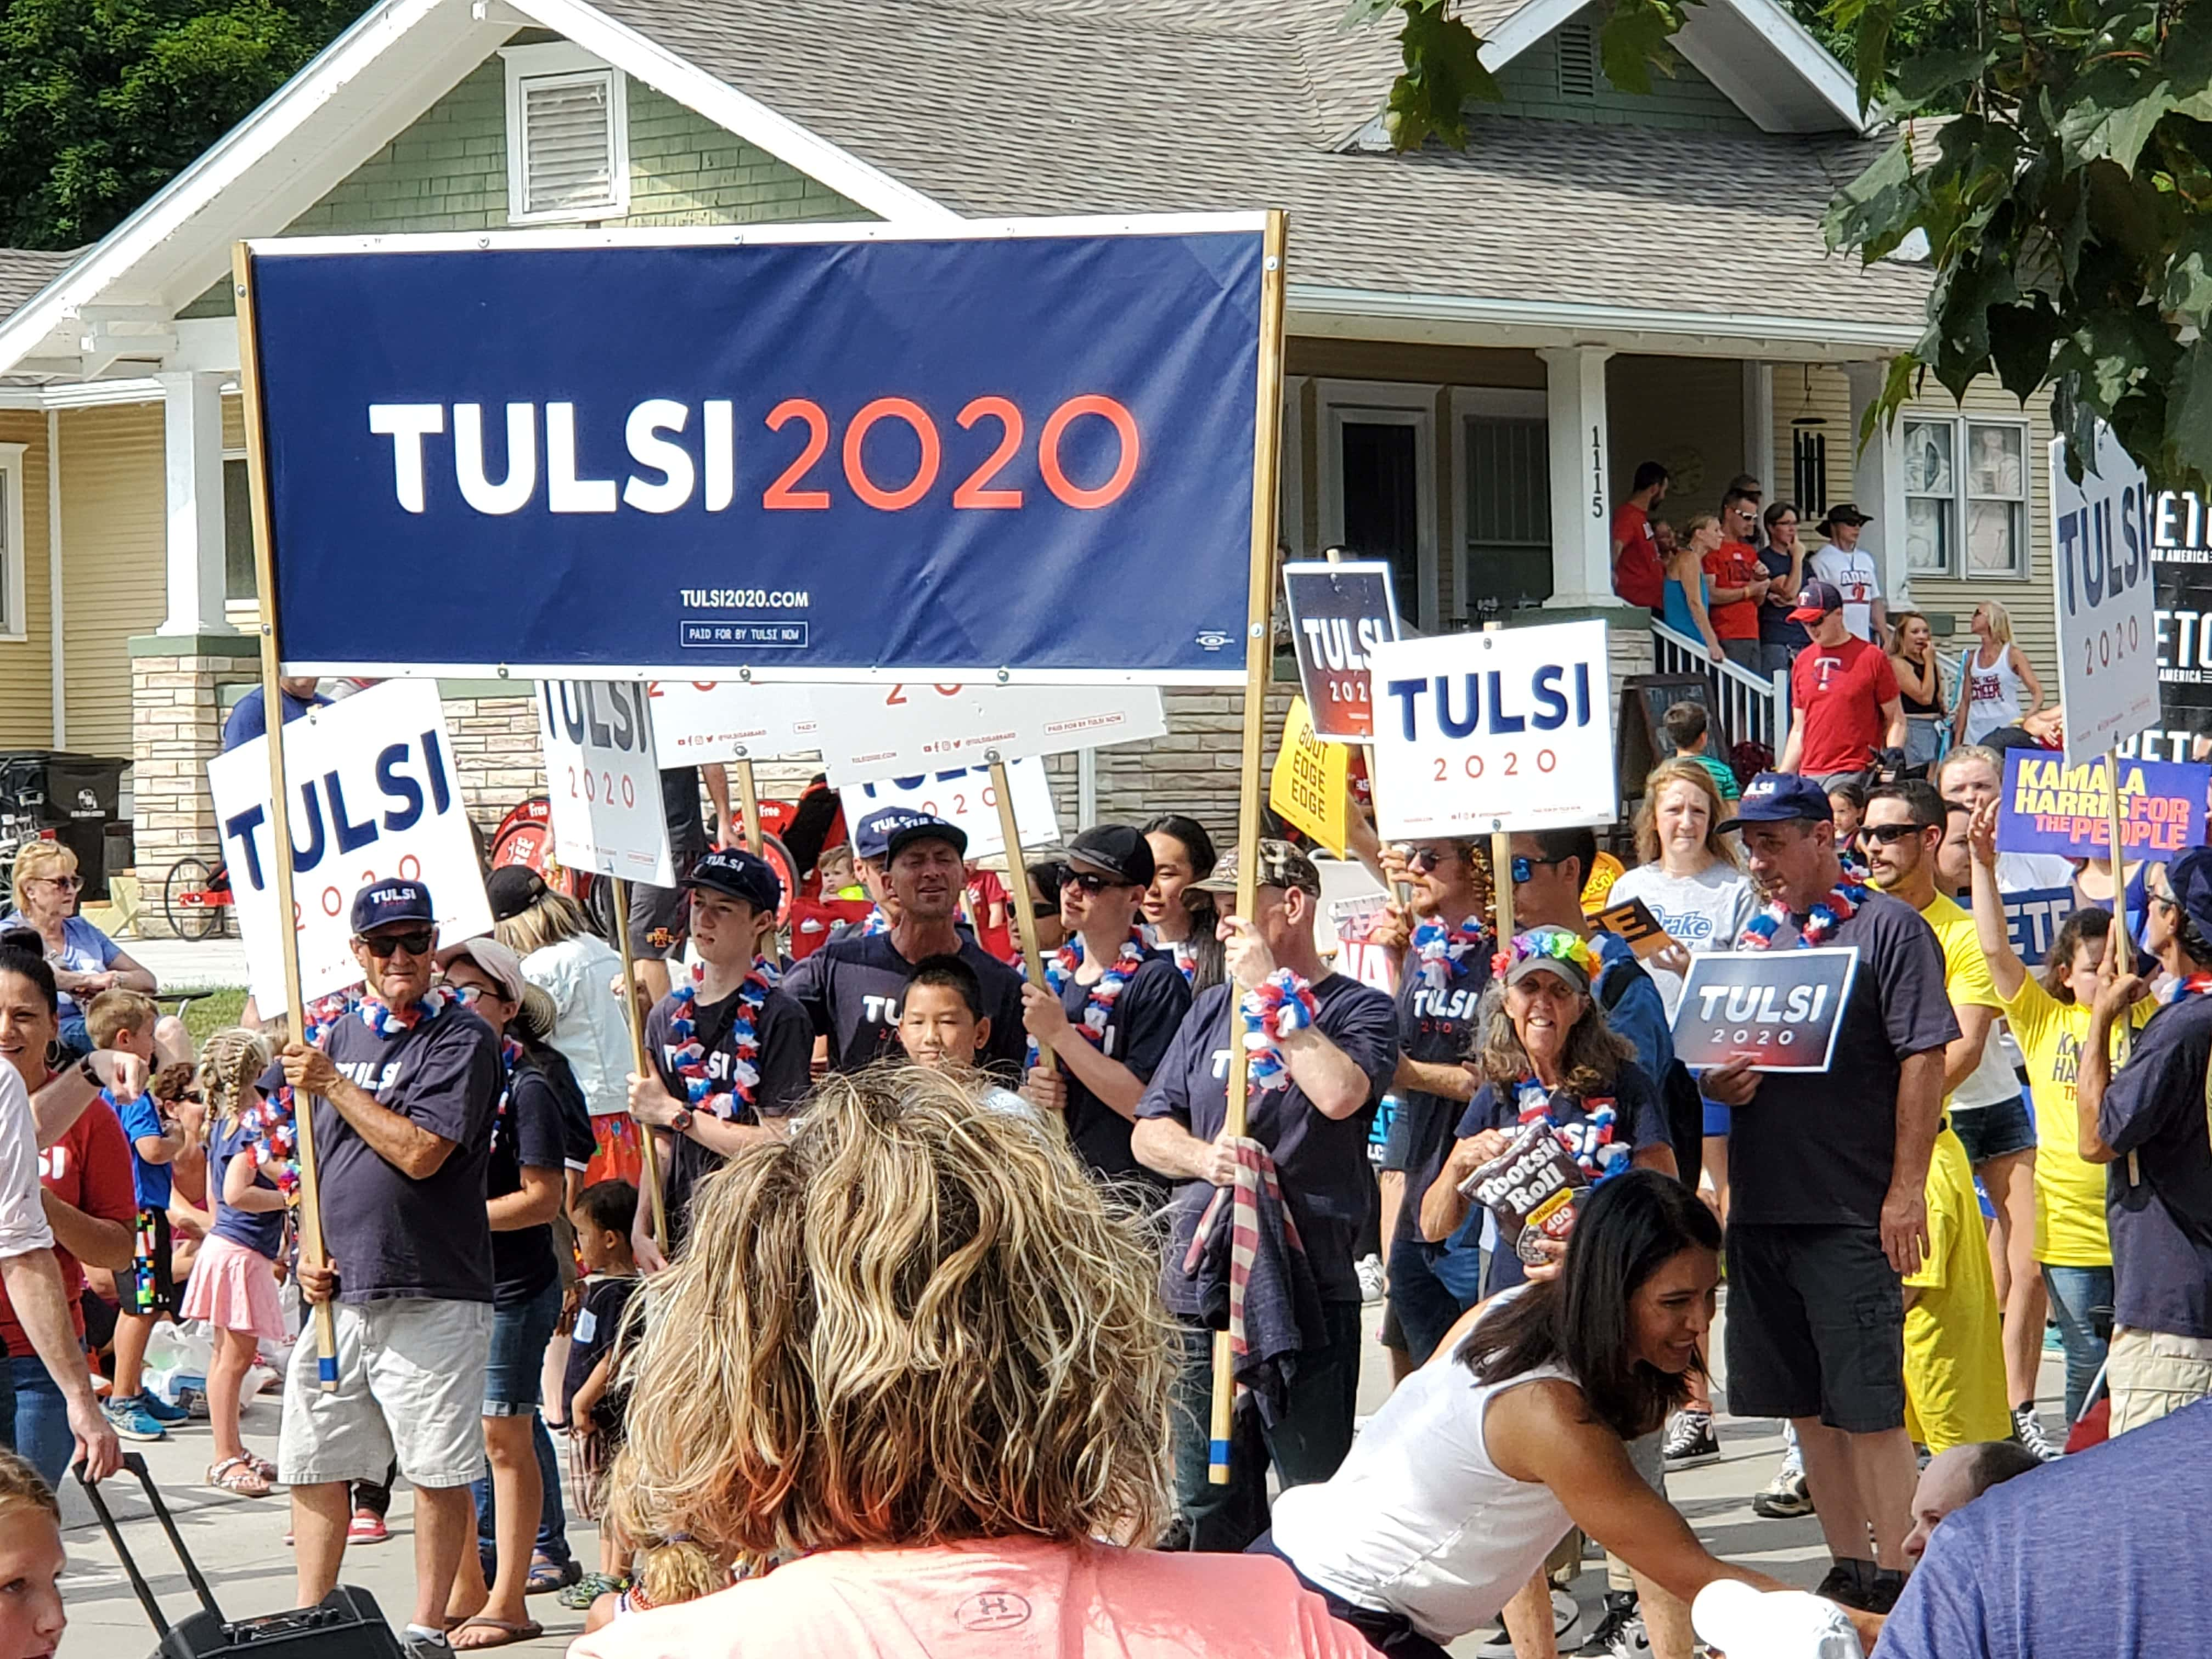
[1262,1171,1881,1659]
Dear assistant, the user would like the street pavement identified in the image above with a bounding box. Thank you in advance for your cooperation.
[55,1290,2064,1657]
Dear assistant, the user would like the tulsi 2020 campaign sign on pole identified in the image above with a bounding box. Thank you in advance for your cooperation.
[1367,622,1615,838]
[240,217,1266,685]
[539,680,676,887]
[1282,560,1401,742]
[207,679,492,1009]
[2052,422,2161,763]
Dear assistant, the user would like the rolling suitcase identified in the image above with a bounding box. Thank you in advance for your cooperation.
[77,1454,407,1657]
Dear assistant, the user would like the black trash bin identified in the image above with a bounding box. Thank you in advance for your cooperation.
[0,751,133,904]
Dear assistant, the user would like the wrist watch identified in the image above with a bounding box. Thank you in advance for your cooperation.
[76,1055,102,1090]
[667,1107,695,1136]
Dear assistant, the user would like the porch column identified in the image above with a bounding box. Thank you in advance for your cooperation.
[1743,362,1775,497]
[1843,360,1909,609]
[156,370,234,636]
[1538,345,1616,608]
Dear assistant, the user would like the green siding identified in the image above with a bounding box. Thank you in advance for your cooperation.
[1474,9,1756,132]
[177,43,875,314]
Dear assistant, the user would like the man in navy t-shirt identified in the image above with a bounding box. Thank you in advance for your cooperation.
[271,878,503,1647]
[1133,839,1398,1550]
[219,676,330,752]
[783,813,1025,1076]
[1019,825,1192,1190]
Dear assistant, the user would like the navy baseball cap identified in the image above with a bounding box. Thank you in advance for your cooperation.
[1788,579,1844,624]
[877,810,969,862]
[2162,849,2212,945]
[682,848,783,914]
[853,807,964,864]
[351,878,434,935]
[1719,773,1835,826]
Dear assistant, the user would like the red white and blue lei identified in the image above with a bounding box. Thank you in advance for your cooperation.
[668,958,779,1120]
[2163,971,2212,1006]
[1241,968,1321,1092]
[859,907,891,938]
[1413,915,1489,990]
[1514,1077,1629,1182]
[1030,930,1149,1068]
[1737,882,1868,950]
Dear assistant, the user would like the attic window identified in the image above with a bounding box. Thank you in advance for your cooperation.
[502,42,629,224]
[1556,22,1599,100]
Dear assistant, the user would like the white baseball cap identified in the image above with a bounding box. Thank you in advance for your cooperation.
[1691,1581,1864,1659]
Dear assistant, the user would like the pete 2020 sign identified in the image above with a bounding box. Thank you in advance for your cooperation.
[1672,949,1858,1073]
[243,217,1265,684]
[206,680,492,1009]
[2052,423,2160,763]
[1367,622,1615,838]
[540,681,675,887]
[1995,750,2207,857]
[1282,560,1401,742]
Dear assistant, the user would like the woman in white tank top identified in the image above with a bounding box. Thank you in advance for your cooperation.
[1953,600,2045,748]
[1264,1173,1873,1657]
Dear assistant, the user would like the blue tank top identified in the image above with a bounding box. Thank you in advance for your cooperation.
[1662,574,1708,637]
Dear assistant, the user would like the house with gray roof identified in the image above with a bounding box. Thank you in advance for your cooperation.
[0,0,2060,921]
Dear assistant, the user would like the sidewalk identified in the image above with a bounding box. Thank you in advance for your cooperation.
[126,935,250,993]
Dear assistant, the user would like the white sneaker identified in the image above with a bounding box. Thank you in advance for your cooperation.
[1355,1253,1386,1304]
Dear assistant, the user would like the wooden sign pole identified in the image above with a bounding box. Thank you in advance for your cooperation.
[733,751,764,856]
[1483,621,1516,943]
[1211,207,1289,1486]
[232,242,338,1391]
[988,755,1054,1075]
[610,876,670,1246]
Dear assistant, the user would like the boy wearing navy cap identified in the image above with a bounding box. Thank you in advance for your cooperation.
[269,877,507,1646]
[784,813,1026,1076]
[1707,775,1956,1613]
[1019,825,1192,1188]
[628,849,812,1266]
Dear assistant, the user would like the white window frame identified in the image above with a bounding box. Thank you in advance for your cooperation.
[1901,411,2032,580]
[1277,379,1306,560]
[501,41,630,226]
[1317,379,1440,632]
[0,443,26,642]
[1448,387,1549,621]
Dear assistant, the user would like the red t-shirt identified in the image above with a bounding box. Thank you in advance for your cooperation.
[964,870,1017,964]
[0,1094,136,1355]
[1611,504,1663,610]
[1791,635,1901,776]
[1702,541,1764,641]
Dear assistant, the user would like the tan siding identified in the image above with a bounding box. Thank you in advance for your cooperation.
[222,393,244,455]
[1609,355,1746,518]
[0,413,54,746]
[60,403,166,759]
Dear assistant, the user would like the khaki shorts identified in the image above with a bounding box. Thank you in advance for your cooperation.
[278,1297,493,1490]
[2108,1326,2212,1436]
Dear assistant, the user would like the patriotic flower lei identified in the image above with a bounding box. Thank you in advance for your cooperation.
[1737,881,1869,950]
[668,958,779,1120]
[1240,968,1321,1092]
[1142,923,1200,985]
[1413,915,1490,989]
[1514,1078,1630,1183]
[1030,930,1149,1066]
[860,907,891,938]
[2163,972,2212,1006]
[251,986,458,1195]
[1489,929,1601,984]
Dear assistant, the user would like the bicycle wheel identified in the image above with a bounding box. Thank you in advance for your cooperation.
[163,856,221,942]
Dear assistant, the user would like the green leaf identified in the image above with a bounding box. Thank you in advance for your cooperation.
[1339,0,1398,27]
[1598,0,1690,98]
[2163,225,2212,322]
[1989,298,2064,400]
[2166,335,2212,483]
[1890,47,1994,110]
[1822,135,1919,260]
[1380,0,1498,151]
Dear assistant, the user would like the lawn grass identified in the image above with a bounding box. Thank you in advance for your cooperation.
[175,987,249,1050]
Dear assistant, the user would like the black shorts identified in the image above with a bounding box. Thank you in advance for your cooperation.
[1724,1222,1905,1433]
[624,876,692,961]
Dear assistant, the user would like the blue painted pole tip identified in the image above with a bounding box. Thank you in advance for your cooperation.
[1209,1438,1231,1467]
[318,1355,339,1386]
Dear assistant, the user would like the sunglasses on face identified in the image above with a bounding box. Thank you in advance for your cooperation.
[1510,855,1566,885]
[1031,900,1061,920]
[39,875,82,891]
[1856,823,1921,846]
[1404,847,1446,873]
[1060,870,1124,895]
[363,928,435,960]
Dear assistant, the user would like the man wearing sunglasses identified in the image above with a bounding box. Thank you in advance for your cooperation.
[1019,826,1192,1189]
[268,878,505,1654]
[785,812,1026,1077]
[2076,848,2212,1435]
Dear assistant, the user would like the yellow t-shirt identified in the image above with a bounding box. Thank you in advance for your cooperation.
[1998,976,2149,1267]
[1916,893,2013,1108]
[1903,1126,2012,1453]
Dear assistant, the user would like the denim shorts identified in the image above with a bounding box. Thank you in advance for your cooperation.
[484,1279,563,1417]
[1948,1092,2036,1164]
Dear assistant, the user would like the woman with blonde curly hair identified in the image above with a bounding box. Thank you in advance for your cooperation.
[570,1065,1370,1659]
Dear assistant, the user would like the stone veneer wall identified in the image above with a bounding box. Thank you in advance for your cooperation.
[127,635,266,938]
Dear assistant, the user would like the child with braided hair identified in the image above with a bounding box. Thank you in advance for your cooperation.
[178,1028,286,1497]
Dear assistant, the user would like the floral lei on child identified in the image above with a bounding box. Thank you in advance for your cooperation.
[1031,930,1150,1068]
[667,958,780,1121]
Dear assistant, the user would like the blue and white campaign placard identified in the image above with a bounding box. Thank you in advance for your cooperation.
[838,760,1059,859]
[1282,560,1401,742]
[2052,422,2160,763]
[1367,622,1616,837]
[539,681,675,888]
[809,681,1167,786]
[646,680,821,764]
[2005,886,2076,967]
[206,679,491,1009]
[243,216,1266,684]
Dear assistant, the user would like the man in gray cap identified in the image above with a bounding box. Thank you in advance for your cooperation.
[2077,847,2212,1432]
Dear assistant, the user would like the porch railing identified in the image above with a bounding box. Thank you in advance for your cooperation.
[1649,620,1793,764]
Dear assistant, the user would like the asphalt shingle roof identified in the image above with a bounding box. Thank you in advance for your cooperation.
[0,247,75,324]
[599,0,1931,330]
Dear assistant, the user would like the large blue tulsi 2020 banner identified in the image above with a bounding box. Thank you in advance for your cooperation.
[245,216,1266,684]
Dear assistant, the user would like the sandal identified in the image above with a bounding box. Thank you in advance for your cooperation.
[207,1457,272,1498]
[558,1571,627,1611]
[247,1454,280,1484]
[448,1616,543,1650]
[527,1555,582,1594]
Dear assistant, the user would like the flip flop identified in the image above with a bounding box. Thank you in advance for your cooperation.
[448,1617,543,1650]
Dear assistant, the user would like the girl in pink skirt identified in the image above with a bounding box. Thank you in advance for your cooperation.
[180,1030,288,1498]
